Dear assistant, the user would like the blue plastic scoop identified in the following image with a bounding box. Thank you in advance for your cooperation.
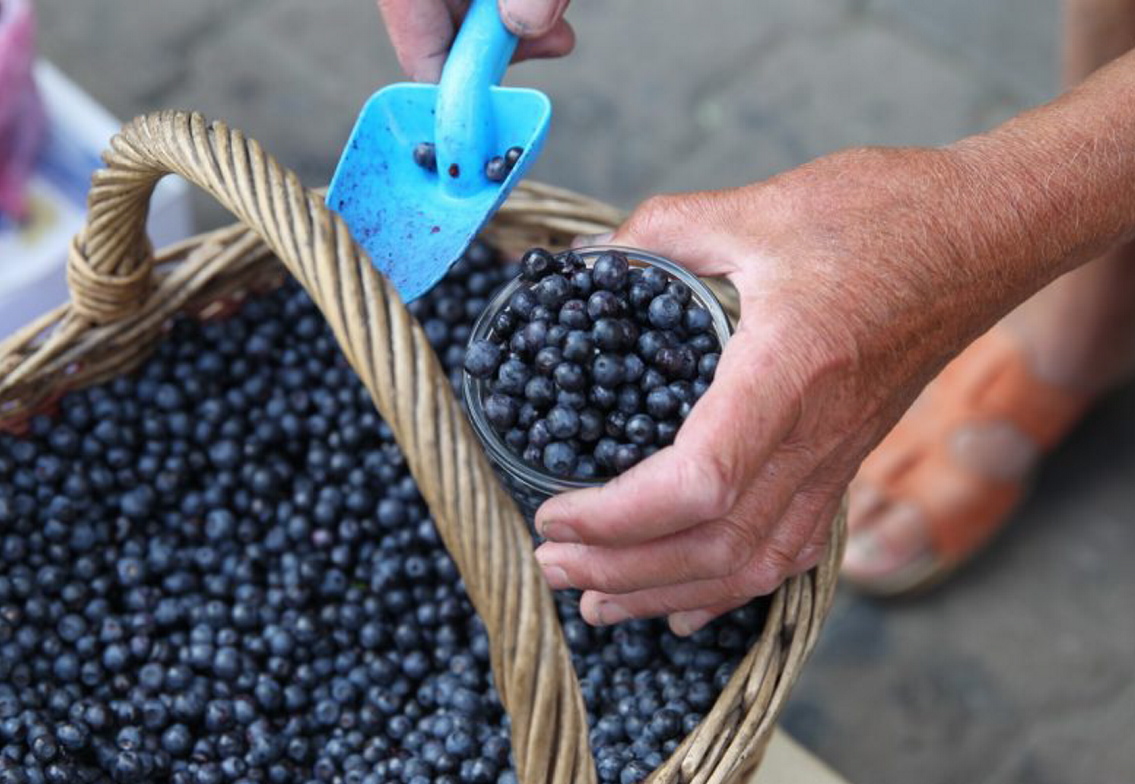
[326,0,552,302]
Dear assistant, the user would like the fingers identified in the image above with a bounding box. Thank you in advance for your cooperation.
[668,600,750,638]
[379,0,572,82]
[513,18,576,61]
[564,479,846,631]
[535,331,794,547]
[535,518,760,594]
[500,0,571,36]
[378,0,467,82]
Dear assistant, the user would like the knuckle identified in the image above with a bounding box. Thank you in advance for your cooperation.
[626,194,682,236]
[739,546,798,597]
[693,522,754,580]
[677,453,735,522]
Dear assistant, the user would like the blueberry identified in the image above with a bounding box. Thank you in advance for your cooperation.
[483,394,519,431]
[636,331,666,363]
[589,385,618,411]
[562,331,595,364]
[533,347,563,376]
[556,251,586,274]
[413,142,437,172]
[683,307,712,334]
[528,419,553,450]
[160,724,192,757]
[641,266,668,295]
[698,352,719,380]
[570,269,593,298]
[546,406,581,440]
[616,386,641,416]
[592,354,625,389]
[574,456,599,480]
[505,146,524,167]
[535,275,571,310]
[668,380,695,404]
[463,340,503,379]
[542,443,578,477]
[552,391,585,416]
[624,415,657,446]
[645,388,679,419]
[591,251,630,291]
[622,354,645,384]
[665,280,692,305]
[587,291,622,320]
[629,283,654,310]
[605,411,628,439]
[579,409,605,443]
[689,332,719,355]
[648,295,683,330]
[613,444,643,473]
[512,402,538,431]
[484,156,509,182]
[495,360,531,396]
[507,288,537,319]
[592,319,629,352]
[559,299,591,330]
[653,346,686,379]
[523,376,556,409]
[552,362,586,392]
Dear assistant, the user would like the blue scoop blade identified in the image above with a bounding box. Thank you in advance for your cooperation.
[326,83,551,303]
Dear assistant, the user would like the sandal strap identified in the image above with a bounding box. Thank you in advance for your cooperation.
[857,327,1090,565]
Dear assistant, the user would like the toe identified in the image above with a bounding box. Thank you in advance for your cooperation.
[842,500,933,583]
[847,479,887,534]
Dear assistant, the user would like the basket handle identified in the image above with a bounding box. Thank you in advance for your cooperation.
[74,111,595,784]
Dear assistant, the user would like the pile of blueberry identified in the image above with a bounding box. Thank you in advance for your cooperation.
[464,248,721,481]
[412,144,523,184]
[0,240,765,784]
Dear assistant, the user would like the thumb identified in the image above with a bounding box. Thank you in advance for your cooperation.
[607,192,747,279]
[499,0,570,36]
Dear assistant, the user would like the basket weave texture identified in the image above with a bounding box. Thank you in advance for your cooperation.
[0,111,845,784]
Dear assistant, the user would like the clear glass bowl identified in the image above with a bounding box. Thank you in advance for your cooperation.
[462,246,734,524]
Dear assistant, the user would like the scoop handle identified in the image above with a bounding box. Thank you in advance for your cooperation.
[435,0,518,198]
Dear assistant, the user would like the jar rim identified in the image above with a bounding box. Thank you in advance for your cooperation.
[462,245,734,496]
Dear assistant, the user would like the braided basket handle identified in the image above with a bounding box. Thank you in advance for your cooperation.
[73,111,595,784]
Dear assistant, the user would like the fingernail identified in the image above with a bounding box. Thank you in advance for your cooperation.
[538,563,572,590]
[842,530,881,568]
[541,521,581,544]
[572,232,614,249]
[595,601,630,626]
[501,0,559,34]
[669,610,714,637]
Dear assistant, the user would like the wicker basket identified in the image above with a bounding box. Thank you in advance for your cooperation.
[0,111,845,784]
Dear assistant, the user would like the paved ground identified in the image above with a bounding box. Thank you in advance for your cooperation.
[34,1,1135,782]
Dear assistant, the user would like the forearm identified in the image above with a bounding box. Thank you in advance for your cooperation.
[953,47,1135,302]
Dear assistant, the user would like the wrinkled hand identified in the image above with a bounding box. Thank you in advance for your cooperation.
[532,145,1023,635]
[378,0,574,82]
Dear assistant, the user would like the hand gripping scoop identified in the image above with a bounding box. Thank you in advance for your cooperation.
[326,0,552,301]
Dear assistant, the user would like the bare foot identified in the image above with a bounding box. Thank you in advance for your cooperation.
[843,243,1135,594]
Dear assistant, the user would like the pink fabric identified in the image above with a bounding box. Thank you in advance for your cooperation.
[0,0,46,221]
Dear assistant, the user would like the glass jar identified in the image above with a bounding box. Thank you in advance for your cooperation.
[462,246,734,524]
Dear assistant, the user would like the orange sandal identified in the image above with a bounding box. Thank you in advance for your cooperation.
[844,328,1090,596]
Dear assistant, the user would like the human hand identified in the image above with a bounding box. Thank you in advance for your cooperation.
[378,0,575,82]
[531,144,1050,635]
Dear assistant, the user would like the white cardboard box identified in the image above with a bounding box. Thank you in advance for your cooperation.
[0,61,193,338]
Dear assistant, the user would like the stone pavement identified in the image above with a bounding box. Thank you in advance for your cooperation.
[34,1,1135,782]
